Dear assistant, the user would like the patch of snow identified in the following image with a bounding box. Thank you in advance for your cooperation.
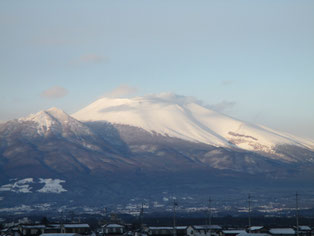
[193,225,222,230]
[17,178,34,184]
[0,178,68,194]
[105,224,124,228]
[34,203,52,211]
[37,178,67,193]
[153,201,164,208]
[269,228,295,235]
[0,178,33,193]
[222,230,247,234]
[64,224,90,228]
[249,226,264,231]
[0,184,12,191]
[19,107,93,137]
[0,205,33,213]
[238,233,269,236]
[149,226,187,230]
[299,226,311,231]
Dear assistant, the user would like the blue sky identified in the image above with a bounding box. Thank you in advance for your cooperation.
[1,0,314,139]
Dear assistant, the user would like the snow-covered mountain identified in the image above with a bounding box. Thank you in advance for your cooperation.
[1,95,314,212]
[17,107,93,137]
[73,93,314,155]
[0,107,134,179]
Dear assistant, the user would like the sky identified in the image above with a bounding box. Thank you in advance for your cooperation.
[0,0,314,139]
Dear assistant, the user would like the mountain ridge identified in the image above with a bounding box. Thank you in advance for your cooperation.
[1,104,313,177]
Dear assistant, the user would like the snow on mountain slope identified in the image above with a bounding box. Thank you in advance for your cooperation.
[0,178,33,193]
[18,107,93,137]
[37,178,67,193]
[0,178,67,194]
[72,93,314,153]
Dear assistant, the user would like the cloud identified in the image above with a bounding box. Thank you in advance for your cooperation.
[145,93,202,106]
[102,91,236,114]
[144,94,235,113]
[104,85,138,98]
[207,100,236,112]
[40,86,68,99]
[69,54,106,66]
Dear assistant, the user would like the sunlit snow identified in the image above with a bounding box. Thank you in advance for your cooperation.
[0,204,33,213]
[0,178,33,193]
[73,93,314,153]
[0,178,67,194]
[37,178,67,193]
[19,107,93,137]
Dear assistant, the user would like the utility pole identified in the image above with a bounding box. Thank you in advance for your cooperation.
[296,192,299,236]
[70,211,74,223]
[208,197,212,236]
[140,202,144,231]
[248,194,251,233]
[173,199,177,236]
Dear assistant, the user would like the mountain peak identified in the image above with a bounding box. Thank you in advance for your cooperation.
[73,94,314,152]
[20,107,70,125]
[45,107,71,122]
[17,107,92,137]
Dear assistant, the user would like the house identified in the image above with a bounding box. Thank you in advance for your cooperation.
[174,226,188,236]
[40,234,81,236]
[101,224,126,235]
[1,227,9,236]
[238,233,270,236]
[269,228,295,236]
[248,227,268,234]
[61,224,90,235]
[19,225,46,236]
[295,226,311,236]
[147,227,173,236]
[3,223,90,236]
[187,225,222,236]
[1,227,21,236]
[147,226,188,236]
[43,225,62,234]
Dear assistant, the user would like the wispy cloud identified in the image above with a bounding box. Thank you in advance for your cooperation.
[40,86,68,99]
[104,85,138,98]
[145,93,202,106]
[69,54,107,66]
[101,90,236,114]
[208,100,236,112]
[145,93,236,113]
